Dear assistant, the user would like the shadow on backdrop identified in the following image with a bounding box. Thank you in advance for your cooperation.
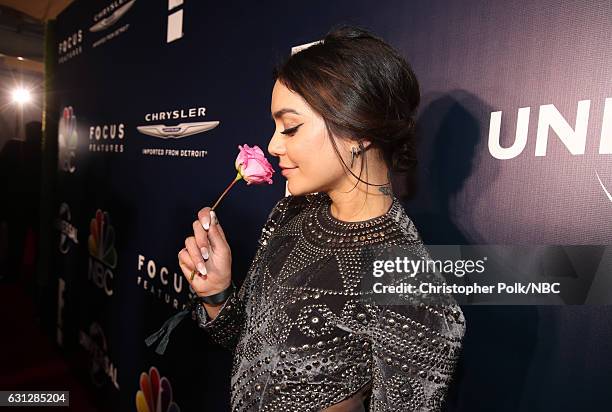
[400,91,539,412]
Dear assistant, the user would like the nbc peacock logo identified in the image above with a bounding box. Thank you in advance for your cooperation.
[58,106,78,173]
[88,209,117,296]
[136,366,180,412]
[88,209,117,268]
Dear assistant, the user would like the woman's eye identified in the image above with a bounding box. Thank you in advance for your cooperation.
[280,123,304,136]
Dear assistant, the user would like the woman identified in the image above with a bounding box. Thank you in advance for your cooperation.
[179,25,465,411]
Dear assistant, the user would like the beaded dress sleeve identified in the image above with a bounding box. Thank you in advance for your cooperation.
[194,195,306,350]
[363,241,466,411]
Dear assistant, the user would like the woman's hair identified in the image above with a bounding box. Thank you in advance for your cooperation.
[272,24,420,191]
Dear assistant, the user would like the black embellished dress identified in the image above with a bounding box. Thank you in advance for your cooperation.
[195,192,465,411]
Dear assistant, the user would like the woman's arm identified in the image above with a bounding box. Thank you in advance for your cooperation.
[200,299,224,321]
[364,242,466,410]
[195,282,246,350]
[367,302,465,410]
[195,195,304,350]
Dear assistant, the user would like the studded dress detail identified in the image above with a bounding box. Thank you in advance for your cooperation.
[195,192,466,411]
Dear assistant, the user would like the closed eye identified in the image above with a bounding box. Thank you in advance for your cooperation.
[280,123,304,136]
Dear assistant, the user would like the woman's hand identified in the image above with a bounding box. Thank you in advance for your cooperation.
[178,207,232,298]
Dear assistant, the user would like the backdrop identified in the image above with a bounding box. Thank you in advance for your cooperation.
[46,0,612,410]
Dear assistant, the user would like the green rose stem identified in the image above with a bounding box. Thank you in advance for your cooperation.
[211,172,243,211]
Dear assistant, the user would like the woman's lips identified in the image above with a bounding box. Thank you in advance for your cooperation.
[281,167,298,176]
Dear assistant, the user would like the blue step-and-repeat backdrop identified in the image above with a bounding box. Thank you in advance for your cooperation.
[50,0,612,411]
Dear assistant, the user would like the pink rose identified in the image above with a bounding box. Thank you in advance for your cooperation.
[209,144,275,210]
[235,144,275,185]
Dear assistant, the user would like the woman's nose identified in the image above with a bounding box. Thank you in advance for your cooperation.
[267,132,285,157]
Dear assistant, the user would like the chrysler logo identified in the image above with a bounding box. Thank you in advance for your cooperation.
[90,0,136,32]
[136,121,220,139]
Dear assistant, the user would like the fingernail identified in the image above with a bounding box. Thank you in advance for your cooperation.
[197,262,207,275]
[202,219,209,231]
[201,247,209,260]
[210,210,218,225]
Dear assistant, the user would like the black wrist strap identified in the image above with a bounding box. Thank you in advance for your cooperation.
[196,280,236,305]
[144,280,236,356]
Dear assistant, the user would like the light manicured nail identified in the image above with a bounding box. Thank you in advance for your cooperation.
[202,219,209,230]
[197,262,207,275]
[210,211,218,225]
[201,247,209,260]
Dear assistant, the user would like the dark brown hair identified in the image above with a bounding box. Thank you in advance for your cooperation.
[273,24,420,191]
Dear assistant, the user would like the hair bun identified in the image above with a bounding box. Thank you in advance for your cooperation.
[274,24,421,184]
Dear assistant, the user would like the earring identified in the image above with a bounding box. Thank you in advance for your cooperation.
[350,146,361,168]
[349,142,365,168]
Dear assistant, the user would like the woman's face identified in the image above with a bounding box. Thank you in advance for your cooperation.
[268,80,350,196]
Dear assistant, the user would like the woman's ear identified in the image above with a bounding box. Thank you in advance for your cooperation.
[344,138,372,153]
[360,139,373,151]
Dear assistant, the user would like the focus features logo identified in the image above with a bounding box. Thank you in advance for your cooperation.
[89,123,125,153]
[136,254,192,310]
[58,30,83,63]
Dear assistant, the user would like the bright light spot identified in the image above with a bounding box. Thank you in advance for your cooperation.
[17,56,25,61]
[11,88,31,104]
